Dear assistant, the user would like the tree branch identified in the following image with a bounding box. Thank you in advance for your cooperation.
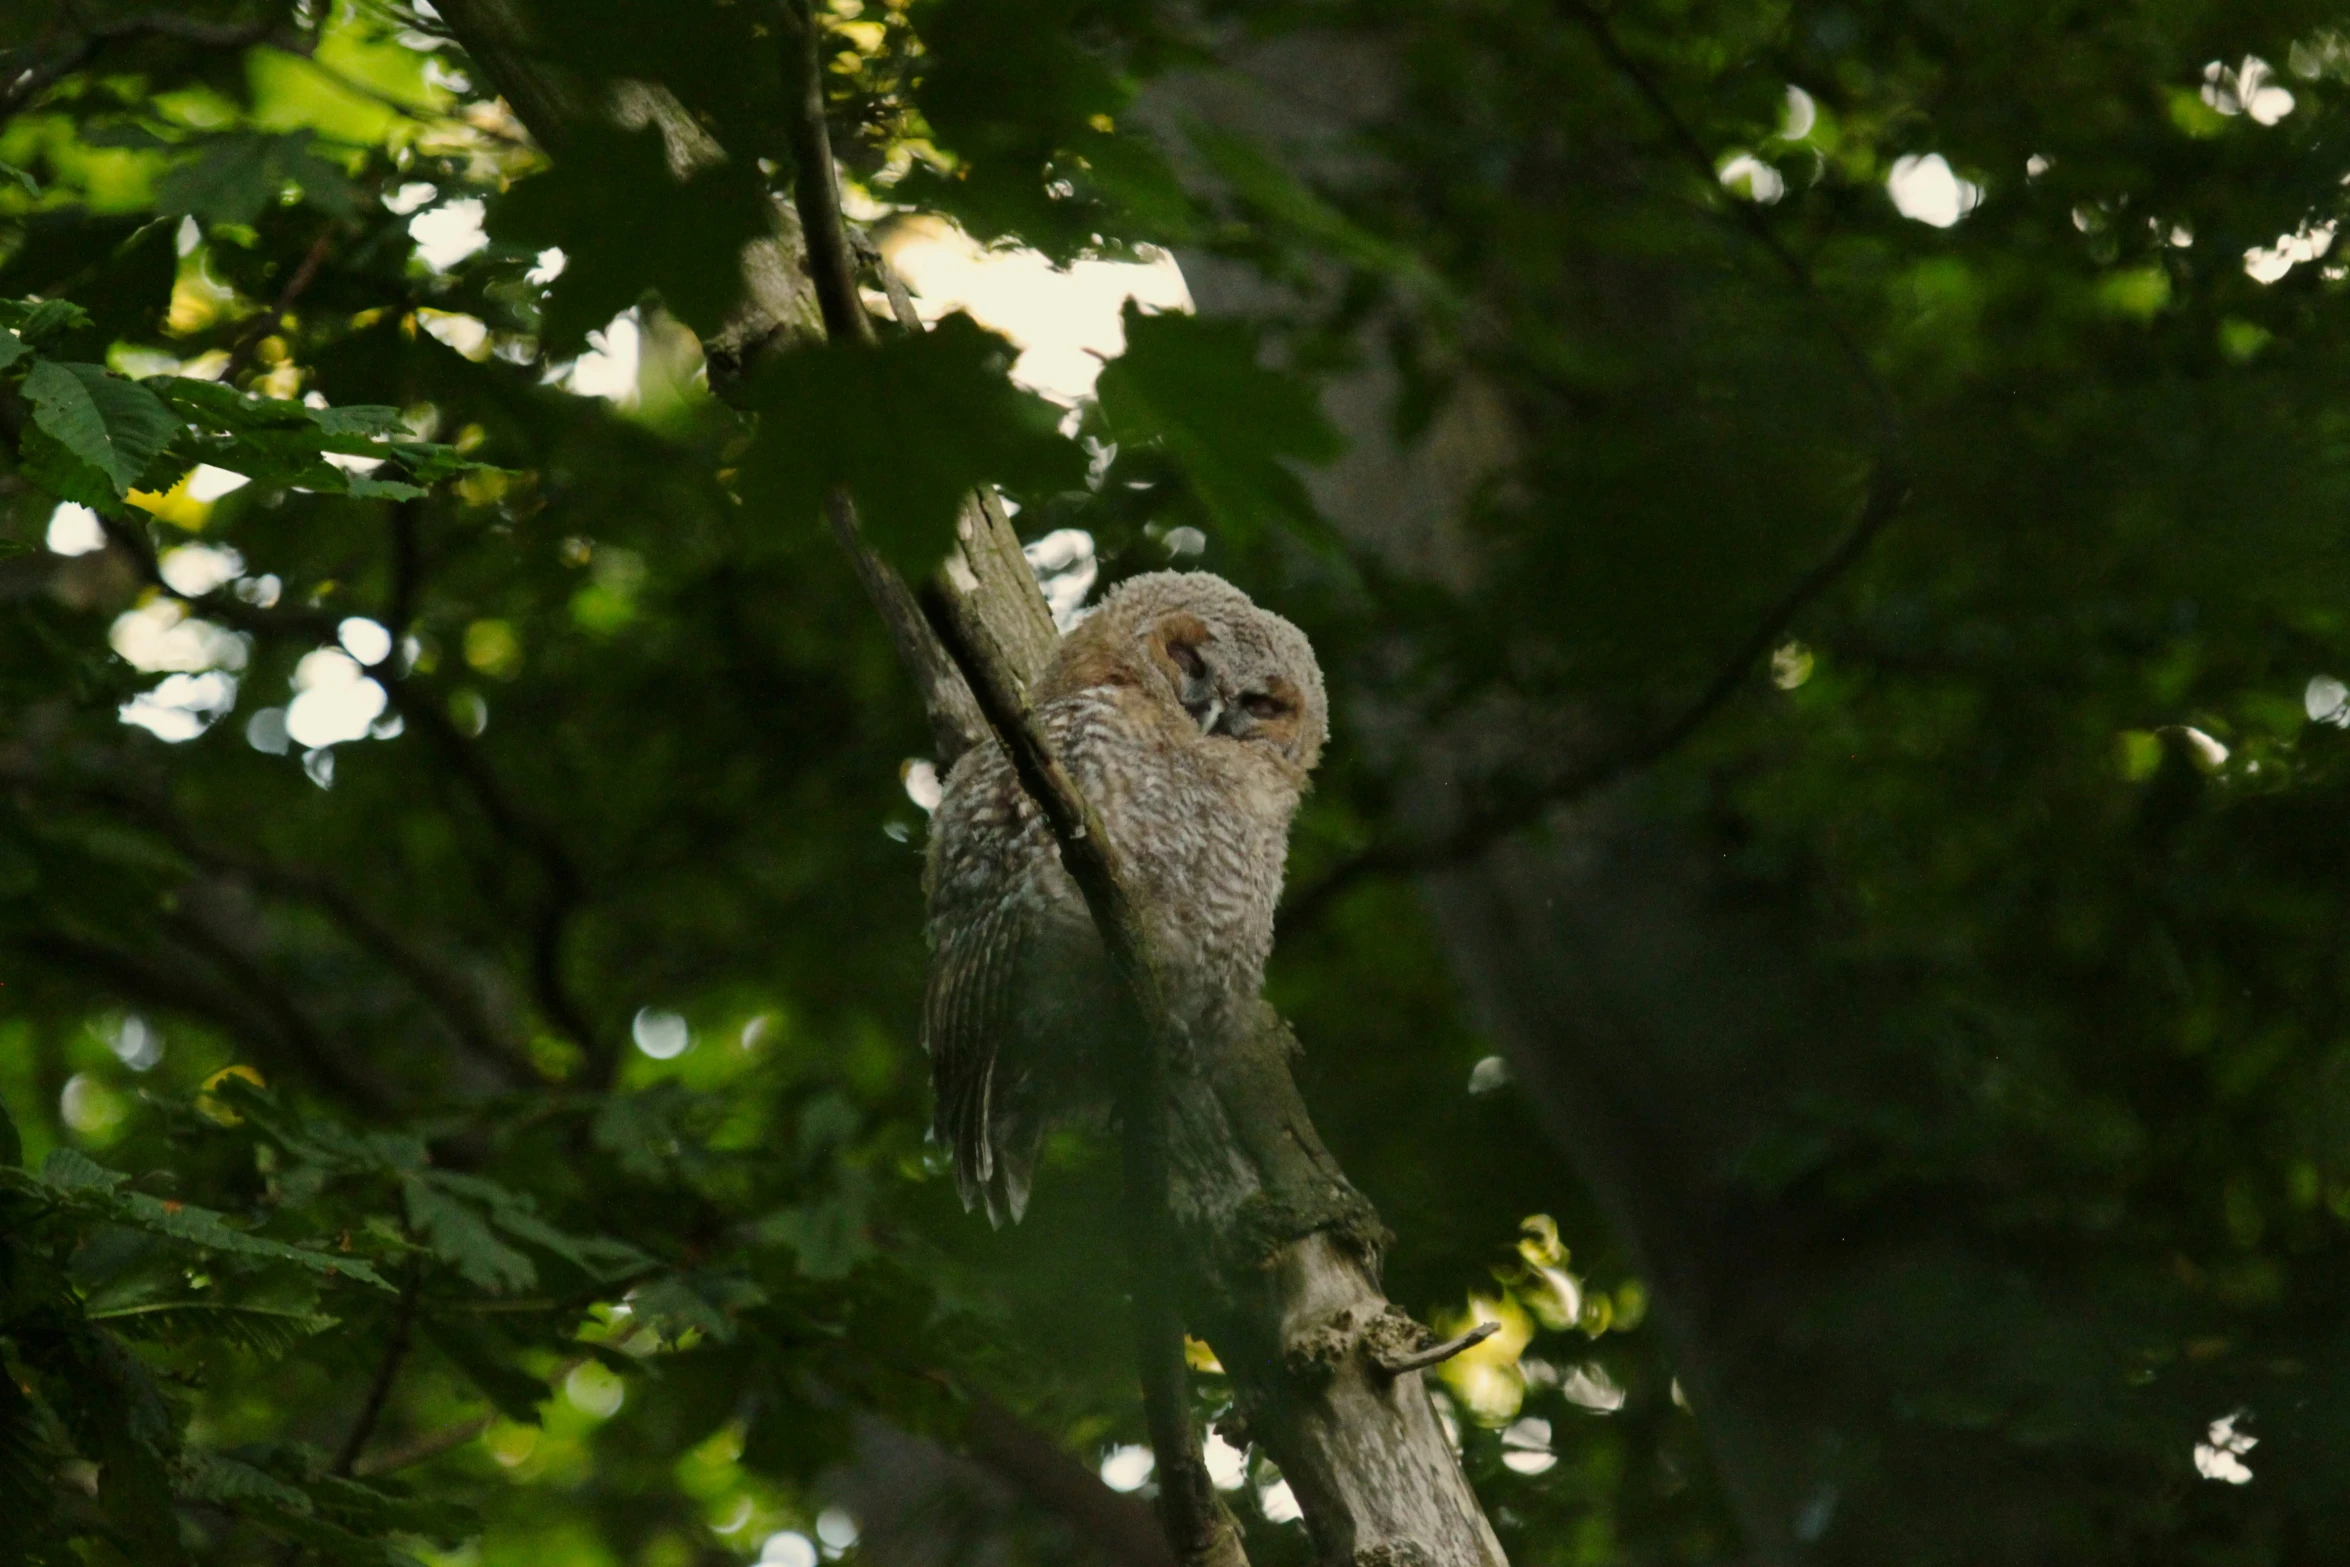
[1556,0,1897,442]
[224,223,341,385]
[1285,10,1920,929]
[36,769,534,1086]
[1282,455,1910,926]
[1,12,315,130]
[333,1270,420,1475]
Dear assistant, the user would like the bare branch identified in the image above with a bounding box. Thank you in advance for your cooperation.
[1283,456,1910,925]
[225,223,341,385]
[333,1270,420,1475]
[1,13,314,130]
[1373,1320,1498,1377]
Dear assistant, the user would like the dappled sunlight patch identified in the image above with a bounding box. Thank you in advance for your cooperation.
[1887,154,1981,228]
[880,215,1190,403]
[121,669,239,742]
[286,648,388,748]
[1098,1443,1152,1492]
[45,501,107,555]
[2194,1410,2256,1483]
[111,596,249,674]
[632,1008,693,1061]
[2202,57,2296,124]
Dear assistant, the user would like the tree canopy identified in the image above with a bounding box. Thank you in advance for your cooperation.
[4,1,2350,1564]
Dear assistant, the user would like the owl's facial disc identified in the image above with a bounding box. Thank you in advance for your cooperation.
[1211,676,1304,757]
[1148,613,1224,733]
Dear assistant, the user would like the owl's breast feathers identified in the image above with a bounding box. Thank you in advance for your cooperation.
[923,574,1318,1225]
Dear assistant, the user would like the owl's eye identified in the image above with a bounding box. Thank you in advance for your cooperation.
[1168,641,1208,681]
[1241,692,1288,720]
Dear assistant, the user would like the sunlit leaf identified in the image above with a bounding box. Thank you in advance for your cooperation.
[740,312,1083,573]
[20,360,177,495]
[1092,304,1341,541]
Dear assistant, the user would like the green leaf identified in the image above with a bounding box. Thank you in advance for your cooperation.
[404,1175,536,1294]
[20,360,179,496]
[176,1449,315,1515]
[114,1192,395,1290]
[38,1149,393,1290]
[1092,304,1342,541]
[0,332,26,371]
[154,132,360,227]
[0,1373,51,1532]
[345,472,427,501]
[41,1146,126,1191]
[92,1300,338,1356]
[900,0,1190,257]
[629,1270,765,1344]
[5,298,93,348]
[416,1170,649,1282]
[740,313,1085,574]
[487,120,773,350]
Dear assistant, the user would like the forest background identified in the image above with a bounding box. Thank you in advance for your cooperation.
[3,1,2348,1564]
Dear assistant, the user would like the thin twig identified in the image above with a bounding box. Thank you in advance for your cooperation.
[1282,458,1909,925]
[1284,8,1919,924]
[224,224,340,384]
[1,13,313,130]
[333,1270,420,1475]
[776,0,873,348]
[1374,1320,1498,1377]
[350,1414,490,1478]
[1556,0,1898,443]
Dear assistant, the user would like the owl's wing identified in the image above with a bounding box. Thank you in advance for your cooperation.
[924,892,1035,1226]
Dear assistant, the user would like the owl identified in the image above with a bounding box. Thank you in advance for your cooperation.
[923,571,1328,1224]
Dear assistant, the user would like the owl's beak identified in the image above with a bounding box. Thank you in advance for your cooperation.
[1209,703,1253,741]
[1190,692,1225,734]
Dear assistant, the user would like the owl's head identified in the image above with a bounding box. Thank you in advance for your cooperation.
[1047,570,1328,777]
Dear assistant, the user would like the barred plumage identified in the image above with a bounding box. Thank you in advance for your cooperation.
[922,571,1327,1223]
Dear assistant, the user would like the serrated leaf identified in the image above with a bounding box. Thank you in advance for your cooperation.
[13,298,92,346]
[92,1300,337,1356]
[404,1176,536,1294]
[21,360,179,495]
[740,313,1085,575]
[154,132,358,227]
[346,473,427,500]
[41,1146,126,1191]
[1093,304,1342,541]
[114,1193,394,1290]
[42,1152,395,1290]
[309,404,407,437]
[176,1449,315,1514]
[487,120,771,350]
[15,420,128,514]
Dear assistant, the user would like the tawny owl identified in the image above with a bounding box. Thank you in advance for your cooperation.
[923,571,1328,1223]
